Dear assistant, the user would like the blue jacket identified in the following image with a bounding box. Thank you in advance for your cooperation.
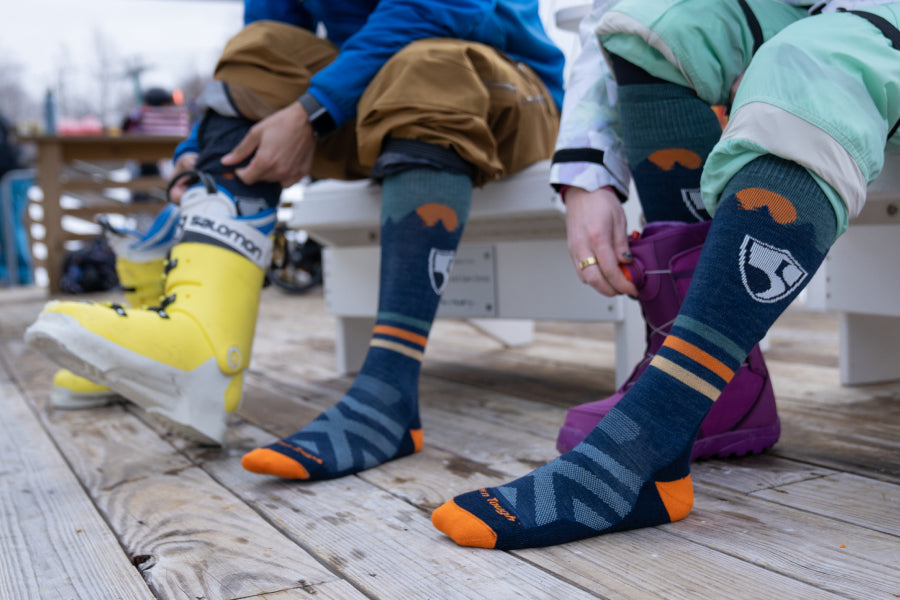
[177,0,564,160]
[244,0,564,125]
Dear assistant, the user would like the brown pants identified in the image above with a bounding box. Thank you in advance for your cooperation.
[213,21,559,187]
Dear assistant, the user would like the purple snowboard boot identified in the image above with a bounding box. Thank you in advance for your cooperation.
[556,220,780,460]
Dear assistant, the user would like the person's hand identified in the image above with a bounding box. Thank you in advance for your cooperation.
[221,101,316,187]
[565,186,638,297]
[168,152,197,203]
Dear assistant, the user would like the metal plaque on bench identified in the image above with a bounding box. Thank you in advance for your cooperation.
[437,243,497,318]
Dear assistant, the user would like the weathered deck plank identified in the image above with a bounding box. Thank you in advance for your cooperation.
[513,528,850,600]
[751,472,900,536]
[674,489,900,599]
[357,414,900,599]
[193,424,605,600]
[1,285,898,600]
[0,340,364,600]
[0,377,154,600]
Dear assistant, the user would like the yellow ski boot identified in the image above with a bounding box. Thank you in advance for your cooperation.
[50,205,179,409]
[27,183,273,444]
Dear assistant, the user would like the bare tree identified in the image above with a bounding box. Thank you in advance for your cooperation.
[92,30,118,127]
[121,55,153,106]
[0,55,37,123]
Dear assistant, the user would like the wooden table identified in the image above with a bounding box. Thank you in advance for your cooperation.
[23,135,182,294]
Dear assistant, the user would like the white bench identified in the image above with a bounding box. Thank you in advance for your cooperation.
[805,154,900,385]
[288,160,645,387]
[290,151,900,390]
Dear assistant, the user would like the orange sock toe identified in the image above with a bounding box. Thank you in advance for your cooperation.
[432,500,498,549]
[241,448,310,479]
[655,474,694,522]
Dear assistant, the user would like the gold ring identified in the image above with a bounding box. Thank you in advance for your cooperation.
[578,256,598,270]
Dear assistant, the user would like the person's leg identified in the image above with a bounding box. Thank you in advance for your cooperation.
[433,6,900,548]
[700,6,900,226]
[600,0,809,218]
[241,38,559,478]
[611,55,719,222]
[242,162,472,479]
[434,154,837,549]
[555,0,806,456]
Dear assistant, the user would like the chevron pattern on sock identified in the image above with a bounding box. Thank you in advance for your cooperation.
[242,371,421,480]
[433,403,698,549]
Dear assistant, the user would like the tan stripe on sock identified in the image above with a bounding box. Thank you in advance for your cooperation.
[370,338,425,362]
[650,356,721,401]
[373,324,428,348]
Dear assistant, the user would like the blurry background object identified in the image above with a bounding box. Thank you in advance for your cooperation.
[122,86,189,138]
[0,113,33,285]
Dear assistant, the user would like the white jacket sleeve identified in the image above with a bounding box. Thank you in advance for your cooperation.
[549,0,630,199]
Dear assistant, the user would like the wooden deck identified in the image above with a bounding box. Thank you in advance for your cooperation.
[1,285,898,600]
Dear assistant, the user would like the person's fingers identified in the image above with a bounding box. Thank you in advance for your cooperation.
[221,128,260,171]
[167,154,197,204]
[611,220,633,265]
[570,223,638,297]
[581,245,620,297]
[277,145,315,188]
[600,253,638,297]
[168,180,189,203]
[174,152,197,173]
[607,221,638,297]
[234,154,268,185]
[571,238,617,297]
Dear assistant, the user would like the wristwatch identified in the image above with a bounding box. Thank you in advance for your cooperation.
[298,92,337,138]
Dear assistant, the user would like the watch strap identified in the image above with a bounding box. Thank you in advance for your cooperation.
[298,92,337,138]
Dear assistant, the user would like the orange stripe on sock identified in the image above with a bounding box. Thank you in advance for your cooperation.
[416,203,459,231]
[663,337,734,383]
[735,188,797,224]
[373,324,428,348]
[650,356,721,401]
[648,148,702,171]
[431,499,498,548]
[655,475,694,522]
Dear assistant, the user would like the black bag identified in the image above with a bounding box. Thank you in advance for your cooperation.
[59,235,119,294]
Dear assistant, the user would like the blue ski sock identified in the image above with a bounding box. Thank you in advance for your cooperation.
[243,168,472,479]
[617,79,722,222]
[433,155,837,549]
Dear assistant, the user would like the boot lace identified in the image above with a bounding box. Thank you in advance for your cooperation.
[148,294,176,319]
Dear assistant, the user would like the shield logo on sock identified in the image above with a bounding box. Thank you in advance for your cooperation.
[680,187,710,221]
[428,248,455,295]
[738,235,808,303]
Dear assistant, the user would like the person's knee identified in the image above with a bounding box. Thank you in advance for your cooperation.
[607,53,670,86]
[358,39,556,185]
[372,139,475,182]
[599,0,804,103]
[209,21,337,121]
[719,11,897,228]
